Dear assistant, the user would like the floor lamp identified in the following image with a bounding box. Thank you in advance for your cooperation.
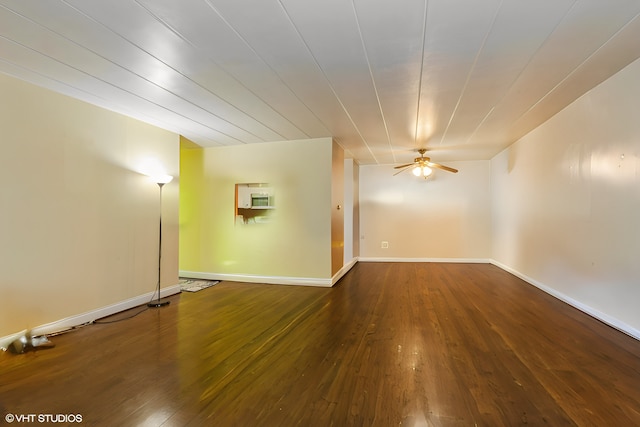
[148,174,173,308]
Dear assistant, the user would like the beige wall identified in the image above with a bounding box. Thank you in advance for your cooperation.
[179,138,337,283]
[0,74,179,339]
[359,160,492,260]
[491,57,640,337]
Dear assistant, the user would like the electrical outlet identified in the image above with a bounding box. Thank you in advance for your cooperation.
[381,241,389,249]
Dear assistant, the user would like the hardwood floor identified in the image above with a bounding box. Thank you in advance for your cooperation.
[1,262,639,426]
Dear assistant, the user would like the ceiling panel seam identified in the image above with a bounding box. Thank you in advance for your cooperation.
[130,0,292,142]
[200,0,328,140]
[5,1,256,144]
[351,0,394,163]
[464,0,579,146]
[0,29,245,144]
[437,0,504,148]
[513,9,640,128]
[276,0,377,164]
[0,53,221,144]
[413,0,429,153]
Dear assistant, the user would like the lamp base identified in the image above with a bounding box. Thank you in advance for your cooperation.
[147,299,171,308]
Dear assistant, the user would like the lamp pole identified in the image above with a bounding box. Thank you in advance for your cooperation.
[148,176,172,308]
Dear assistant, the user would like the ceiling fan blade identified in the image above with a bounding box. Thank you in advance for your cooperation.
[394,162,415,169]
[393,165,413,176]
[427,162,458,173]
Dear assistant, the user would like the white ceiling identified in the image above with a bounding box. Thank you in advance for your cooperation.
[2,0,640,165]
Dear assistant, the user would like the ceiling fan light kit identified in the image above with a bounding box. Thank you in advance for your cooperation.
[394,148,458,178]
[412,165,432,178]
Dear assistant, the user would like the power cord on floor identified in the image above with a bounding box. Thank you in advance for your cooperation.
[92,306,149,324]
[93,286,175,324]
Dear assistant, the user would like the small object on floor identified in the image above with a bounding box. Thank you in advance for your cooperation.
[8,333,55,354]
[180,279,219,293]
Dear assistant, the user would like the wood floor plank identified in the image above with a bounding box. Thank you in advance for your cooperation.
[1,262,639,426]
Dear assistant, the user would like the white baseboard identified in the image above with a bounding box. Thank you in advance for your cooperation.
[490,259,640,341]
[0,284,182,350]
[181,260,359,288]
[180,270,333,287]
[358,257,491,263]
[332,258,358,285]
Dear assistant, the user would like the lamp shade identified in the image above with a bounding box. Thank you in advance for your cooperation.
[153,174,173,185]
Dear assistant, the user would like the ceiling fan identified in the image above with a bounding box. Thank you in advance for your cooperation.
[393,148,458,178]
